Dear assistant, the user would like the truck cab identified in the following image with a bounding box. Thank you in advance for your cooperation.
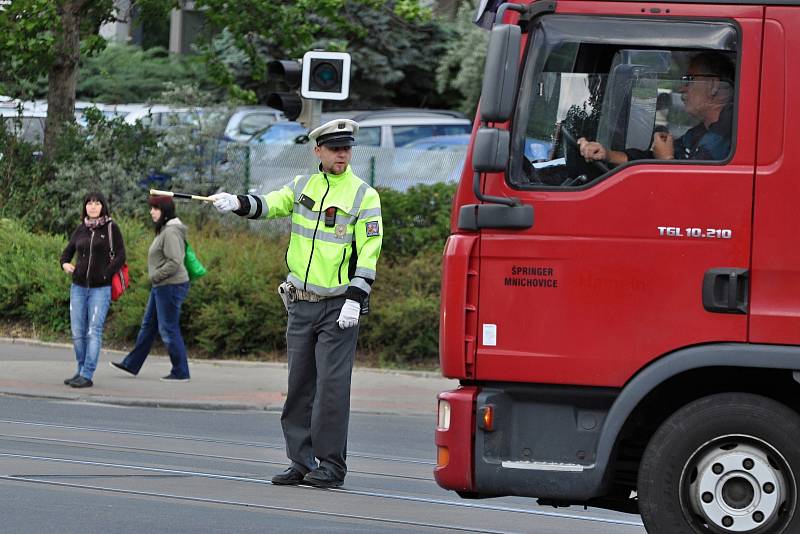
[435,1,800,533]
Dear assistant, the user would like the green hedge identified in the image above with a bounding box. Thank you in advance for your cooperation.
[377,182,455,263]
[0,219,71,333]
[0,183,455,366]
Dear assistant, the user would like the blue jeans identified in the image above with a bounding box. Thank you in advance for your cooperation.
[69,284,112,380]
[122,282,190,379]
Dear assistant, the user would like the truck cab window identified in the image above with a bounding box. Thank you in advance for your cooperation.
[509,17,738,189]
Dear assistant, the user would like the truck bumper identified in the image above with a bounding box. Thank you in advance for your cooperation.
[434,385,478,492]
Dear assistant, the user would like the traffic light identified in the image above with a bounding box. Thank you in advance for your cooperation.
[267,52,351,125]
[301,51,351,101]
[266,59,303,121]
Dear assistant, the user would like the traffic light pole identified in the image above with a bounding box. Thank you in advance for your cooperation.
[298,99,323,130]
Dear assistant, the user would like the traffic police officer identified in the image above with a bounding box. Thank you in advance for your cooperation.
[209,118,382,489]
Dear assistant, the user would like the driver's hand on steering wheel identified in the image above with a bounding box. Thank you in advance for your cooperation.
[578,137,608,162]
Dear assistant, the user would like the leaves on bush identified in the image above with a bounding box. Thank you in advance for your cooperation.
[0,182,455,367]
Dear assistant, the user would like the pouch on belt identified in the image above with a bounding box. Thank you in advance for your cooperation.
[278,282,291,311]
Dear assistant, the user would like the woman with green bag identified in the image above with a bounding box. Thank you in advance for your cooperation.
[110,195,192,381]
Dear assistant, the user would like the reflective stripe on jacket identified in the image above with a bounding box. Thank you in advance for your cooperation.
[244,165,382,298]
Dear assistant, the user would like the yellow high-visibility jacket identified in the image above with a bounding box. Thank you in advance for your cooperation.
[236,165,382,302]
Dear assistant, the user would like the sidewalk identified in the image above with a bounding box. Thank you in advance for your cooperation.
[0,338,457,415]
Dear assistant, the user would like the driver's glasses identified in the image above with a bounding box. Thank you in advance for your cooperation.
[679,73,718,86]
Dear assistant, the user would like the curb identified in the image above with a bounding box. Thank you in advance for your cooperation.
[0,336,443,377]
[0,336,448,415]
[0,390,268,411]
[0,390,436,416]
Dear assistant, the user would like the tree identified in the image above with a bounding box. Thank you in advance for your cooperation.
[78,44,216,103]
[0,0,173,157]
[46,0,103,156]
[192,0,359,96]
[330,2,458,109]
[194,0,455,109]
[435,0,488,117]
[0,0,58,100]
[0,0,467,161]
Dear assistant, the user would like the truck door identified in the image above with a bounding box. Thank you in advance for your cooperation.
[474,8,763,387]
[749,7,800,345]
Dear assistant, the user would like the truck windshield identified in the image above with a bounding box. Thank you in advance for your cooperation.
[509,16,738,189]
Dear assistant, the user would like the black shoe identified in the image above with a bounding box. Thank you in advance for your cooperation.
[64,373,79,385]
[69,376,93,388]
[160,374,190,382]
[303,467,343,489]
[271,467,306,486]
[109,361,136,376]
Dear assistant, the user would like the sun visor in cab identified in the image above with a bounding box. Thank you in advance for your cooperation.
[535,15,738,51]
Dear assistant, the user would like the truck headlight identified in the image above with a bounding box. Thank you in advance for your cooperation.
[437,399,451,430]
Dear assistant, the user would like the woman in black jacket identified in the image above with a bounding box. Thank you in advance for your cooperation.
[59,192,126,388]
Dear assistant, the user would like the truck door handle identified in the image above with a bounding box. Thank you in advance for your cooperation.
[702,268,749,314]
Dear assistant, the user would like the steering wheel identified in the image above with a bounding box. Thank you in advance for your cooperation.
[560,127,610,175]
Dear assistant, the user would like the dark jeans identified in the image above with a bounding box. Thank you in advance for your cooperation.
[122,282,190,379]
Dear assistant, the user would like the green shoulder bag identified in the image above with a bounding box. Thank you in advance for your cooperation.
[184,241,207,281]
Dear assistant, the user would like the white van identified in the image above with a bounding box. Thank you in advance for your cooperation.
[343,109,472,148]
[247,109,473,148]
[123,105,214,129]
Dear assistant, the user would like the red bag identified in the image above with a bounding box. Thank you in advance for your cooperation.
[111,264,129,301]
[108,221,129,302]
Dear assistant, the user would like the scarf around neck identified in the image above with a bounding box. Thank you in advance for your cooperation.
[84,215,110,230]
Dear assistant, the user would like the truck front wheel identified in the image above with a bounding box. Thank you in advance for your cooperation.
[638,393,800,534]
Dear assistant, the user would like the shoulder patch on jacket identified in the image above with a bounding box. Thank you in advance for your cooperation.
[365,221,380,237]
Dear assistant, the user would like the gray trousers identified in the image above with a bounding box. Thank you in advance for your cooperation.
[281,296,359,480]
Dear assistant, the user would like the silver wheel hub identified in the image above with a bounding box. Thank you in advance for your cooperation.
[689,442,786,532]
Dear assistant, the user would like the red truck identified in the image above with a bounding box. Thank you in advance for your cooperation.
[434,1,800,532]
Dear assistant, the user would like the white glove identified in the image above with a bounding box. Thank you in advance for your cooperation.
[337,299,361,329]
[210,192,240,213]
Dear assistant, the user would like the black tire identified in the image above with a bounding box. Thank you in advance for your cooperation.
[638,393,800,534]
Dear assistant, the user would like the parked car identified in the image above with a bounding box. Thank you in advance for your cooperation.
[241,122,312,183]
[19,99,48,113]
[124,106,231,194]
[248,109,474,149]
[247,121,307,145]
[74,102,130,126]
[347,109,472,148]
[123,105,226,130]
[0,108,47,144]
[388,133,470,188]
[222,106,284,143]
[242,110,474,192]
[403,133,471,151]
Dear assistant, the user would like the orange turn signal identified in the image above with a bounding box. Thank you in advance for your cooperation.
[480,404,494,432]
[437,446,450,468]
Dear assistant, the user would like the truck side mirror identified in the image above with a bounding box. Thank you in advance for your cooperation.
[479,24,521,123]
[472,127,510,173]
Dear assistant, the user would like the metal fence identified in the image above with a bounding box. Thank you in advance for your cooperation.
[218,144,466,195]
[169,143,465,234]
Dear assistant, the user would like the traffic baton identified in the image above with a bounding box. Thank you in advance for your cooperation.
[149,189,214,203]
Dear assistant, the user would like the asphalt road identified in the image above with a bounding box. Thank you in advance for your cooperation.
[0,396,645,533]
